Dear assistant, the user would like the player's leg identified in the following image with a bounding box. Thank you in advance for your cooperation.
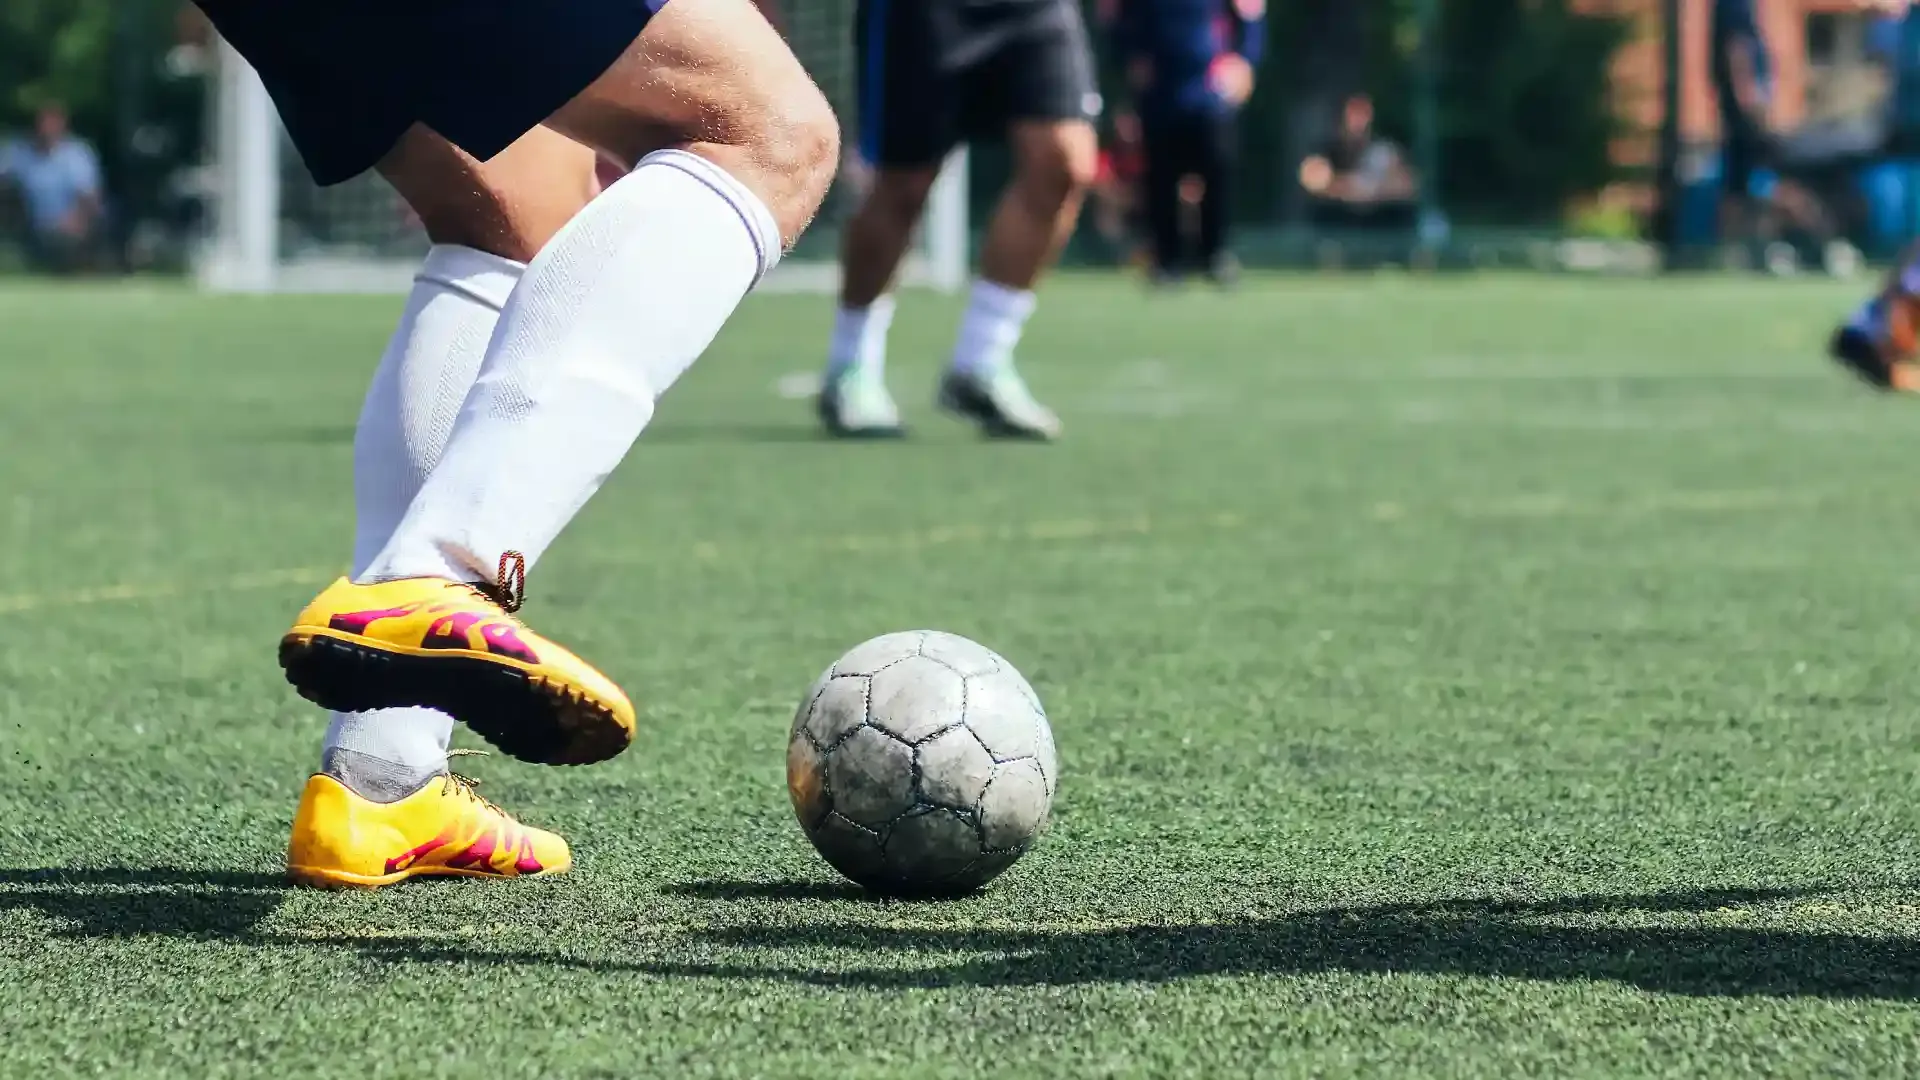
[290,128,598,888]
[937,2,1099,441]
[1830,235,1920,393]
[1196,113,1240,286]
[1140,116,1188,282]
[817,0,962,438]
[818,167,940,437]
[283,0,840,768]
[326,127,592,802]
[192,0,619,883]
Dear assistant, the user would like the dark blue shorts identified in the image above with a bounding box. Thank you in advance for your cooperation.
[854,0,1099,168]
[195,0,668,186]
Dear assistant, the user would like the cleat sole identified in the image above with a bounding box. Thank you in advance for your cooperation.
[278,631,631,767]
[287,862,570,890]
[816,394,907,439]
[1829,325,1896,390]
[937,388,1057,441]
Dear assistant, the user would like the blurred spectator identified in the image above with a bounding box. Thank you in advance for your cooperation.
[1090,111,1147,265]
[1298,94,1416,230]
[0,103,105,273]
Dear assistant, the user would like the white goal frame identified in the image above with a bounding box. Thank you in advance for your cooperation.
[196,42,969,295]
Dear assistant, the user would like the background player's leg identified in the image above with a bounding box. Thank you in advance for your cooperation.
[936,118,1095,440]
[1196,113,1239,285]
[326,128,596,798]
[1141,119,1185,281]
[817,0,957,437]
[820,167,941,437]
[362,0,836,588]
[975,119,1099,294]
[840,169,940,309]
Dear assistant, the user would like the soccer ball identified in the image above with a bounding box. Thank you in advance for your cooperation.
[787,630,1057,896]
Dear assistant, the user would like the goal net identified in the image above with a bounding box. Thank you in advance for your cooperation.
[196,6,968,294]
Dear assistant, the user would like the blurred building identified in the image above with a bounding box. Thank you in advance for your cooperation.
[1586,0,1898,163]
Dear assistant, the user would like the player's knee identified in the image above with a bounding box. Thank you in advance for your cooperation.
[1014,124,1099,212]
[729,86,840,246]
[781,90,842,219]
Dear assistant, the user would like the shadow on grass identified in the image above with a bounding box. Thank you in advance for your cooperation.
[0,867,286,940]
[662,879,874,903]
[622,883,1920,1000]
[5,869,1915,1001]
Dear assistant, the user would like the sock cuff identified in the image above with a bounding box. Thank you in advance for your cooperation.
[417,245,527,311]
[971,279,1038,320]
[637,149,784,284]
[841,294,896,323]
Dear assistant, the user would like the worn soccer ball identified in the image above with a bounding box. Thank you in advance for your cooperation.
[787,630,1057,896]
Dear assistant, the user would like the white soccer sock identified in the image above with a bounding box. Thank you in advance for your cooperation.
[950,279,1037,377]
[323,246,524,793]
[363,149,782,586]
[827,295,895,380]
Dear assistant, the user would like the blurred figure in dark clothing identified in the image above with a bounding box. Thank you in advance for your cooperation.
[1112,0,1264,285]
[1298,94,1416,231]
[1711,0,1774,246]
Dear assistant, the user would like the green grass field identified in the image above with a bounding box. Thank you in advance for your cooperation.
[4,274,1920,1077]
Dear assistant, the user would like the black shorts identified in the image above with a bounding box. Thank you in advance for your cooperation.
[854,0,1100,168]
[195,0,666,186]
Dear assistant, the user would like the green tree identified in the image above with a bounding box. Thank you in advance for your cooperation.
[1369,0,1631,223]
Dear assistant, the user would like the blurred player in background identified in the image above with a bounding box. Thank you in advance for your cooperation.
[816,0,1103,441]
[193,0,837,887]
[1710,0,1777,253]
[1830,0,1920,392]
[1112,0,1263,287]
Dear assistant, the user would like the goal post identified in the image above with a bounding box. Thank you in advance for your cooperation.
[196,20,969,295]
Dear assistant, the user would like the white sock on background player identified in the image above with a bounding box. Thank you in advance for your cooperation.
[363,149,782,586]
[827,295,895,381]
[949,279,1037,378]
[323,245,525,795]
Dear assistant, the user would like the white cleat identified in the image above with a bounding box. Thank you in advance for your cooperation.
[937,366,1061,441]
[817,369,906,438]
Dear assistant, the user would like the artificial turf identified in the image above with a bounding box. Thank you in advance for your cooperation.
[2,274,1918,1077]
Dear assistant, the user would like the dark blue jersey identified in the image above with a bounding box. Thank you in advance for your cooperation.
[1114,0,1265,117]
[1710,0,1771,122]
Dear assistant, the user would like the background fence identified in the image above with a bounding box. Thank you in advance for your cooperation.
[4,0,1918,277]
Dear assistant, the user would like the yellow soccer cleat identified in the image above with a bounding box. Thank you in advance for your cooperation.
[287,765,572,889]
[278,558,634,766]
